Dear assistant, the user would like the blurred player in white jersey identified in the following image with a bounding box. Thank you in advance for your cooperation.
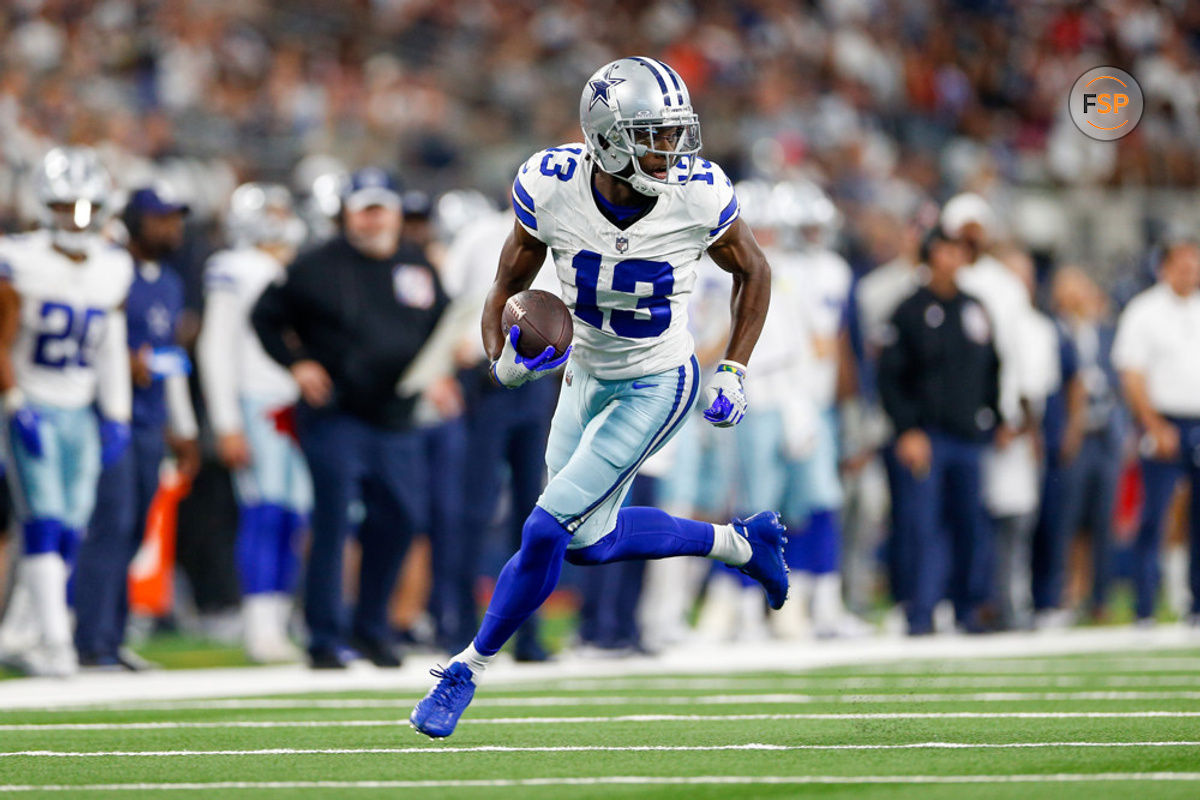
[735,179,867,638]
[0,147,133,676]
[197,183,311,662]
[413,56,786,739]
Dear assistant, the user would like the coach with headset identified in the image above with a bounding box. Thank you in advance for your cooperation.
[252,169,449,669]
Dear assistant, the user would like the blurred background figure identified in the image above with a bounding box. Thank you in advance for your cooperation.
[879,226,1000,636]
[1035,266,1125,627]
[197,182,310,663]
[252,168,448,669]
[436,193,557,661]
[74,184,199,671]
[851,207,929,627]
[985,247,1059,631]
[1112,241,1200,627]
[0,148,133,677]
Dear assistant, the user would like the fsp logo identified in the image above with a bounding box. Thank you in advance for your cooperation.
[1069,67,1143,141]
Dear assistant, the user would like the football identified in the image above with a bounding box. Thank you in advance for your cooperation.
[501,289,574,360]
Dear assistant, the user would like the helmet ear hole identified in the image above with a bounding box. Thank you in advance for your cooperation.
[597,135,612,151]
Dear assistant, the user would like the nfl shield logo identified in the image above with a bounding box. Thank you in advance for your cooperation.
[615,235,629,253]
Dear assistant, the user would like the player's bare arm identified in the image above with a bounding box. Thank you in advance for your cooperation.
[481,220,548,360]
[0,281,21,393]
[707,217,770,366]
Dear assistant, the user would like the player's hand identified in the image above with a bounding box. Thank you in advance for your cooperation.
[131,345,154,388]
[702,360,748,427]
[896,428,932,478]
[99,419,131,467]
[169,434,202,480]
[217,431,251,471]
[6,393,43,458]
[490,325,571,388]
[291,360,333,407]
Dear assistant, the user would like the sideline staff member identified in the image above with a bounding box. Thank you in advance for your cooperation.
[878,226,1000,636]
[1113,241,1200,626]
[253,169,448,669]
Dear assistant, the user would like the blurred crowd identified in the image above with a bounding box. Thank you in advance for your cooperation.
[0,1,1198,675]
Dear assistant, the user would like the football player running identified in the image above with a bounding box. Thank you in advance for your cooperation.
[412,57,786,738]
[0,147,133,677]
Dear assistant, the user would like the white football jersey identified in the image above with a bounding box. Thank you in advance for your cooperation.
[751,246,851,410]
[511,144,739,380]
[0,230,133,409]
[199,247,299,434]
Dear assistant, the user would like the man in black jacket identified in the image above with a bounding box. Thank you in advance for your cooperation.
[252,169,448,668]
[878,226,1000,636]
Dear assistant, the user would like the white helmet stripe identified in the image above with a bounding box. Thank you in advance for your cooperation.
[649,58,686,106]
[630,56,674,108]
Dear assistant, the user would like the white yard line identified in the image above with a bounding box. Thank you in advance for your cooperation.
[3,742,1200,758]
[3,711,1200,731]
[3,774,1200,791]
[20,690,1200,714]
[1,624,1196,710]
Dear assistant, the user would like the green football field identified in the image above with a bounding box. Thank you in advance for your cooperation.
[2,648,1200,798]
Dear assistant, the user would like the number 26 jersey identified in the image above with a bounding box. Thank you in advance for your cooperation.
[511,143,739,380]
[0,230,133,409]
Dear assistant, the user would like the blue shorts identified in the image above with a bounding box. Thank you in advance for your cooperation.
[538,355,700,548]
[6,403,100,529]
[231,396,313,513]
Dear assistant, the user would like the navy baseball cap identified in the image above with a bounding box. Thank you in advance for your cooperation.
[126,184,189,216]
[343,168,401,212]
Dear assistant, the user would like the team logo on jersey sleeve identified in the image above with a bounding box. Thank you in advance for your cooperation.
[615,235,629,253]
[392,264,435,309]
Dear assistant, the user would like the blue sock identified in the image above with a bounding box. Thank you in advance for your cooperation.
[474,506,572,656]
[565,507,714,565]
[237,504,287,595]
[23,518,63,555]
[274,510,305,593]
[787,509,840,574]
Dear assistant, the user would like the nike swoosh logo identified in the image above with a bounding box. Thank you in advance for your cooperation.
[631,381,656,390]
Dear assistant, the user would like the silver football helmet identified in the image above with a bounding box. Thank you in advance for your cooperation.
[579,57,702,196]
[226,182,306,250]
[770,180,840,249]
[34,146,112,254]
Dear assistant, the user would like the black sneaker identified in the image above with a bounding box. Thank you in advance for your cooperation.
[308,646,351,670]
[349,636,403,668]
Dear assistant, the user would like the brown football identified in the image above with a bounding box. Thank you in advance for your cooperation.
[501,289,574,360]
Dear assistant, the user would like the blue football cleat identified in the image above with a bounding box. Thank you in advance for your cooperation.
[410,662,476,739]
[734,511,789,610]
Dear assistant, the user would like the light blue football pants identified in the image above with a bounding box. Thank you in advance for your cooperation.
[537,355,700,548]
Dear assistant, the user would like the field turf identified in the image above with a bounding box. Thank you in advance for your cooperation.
[2,648,1200,798]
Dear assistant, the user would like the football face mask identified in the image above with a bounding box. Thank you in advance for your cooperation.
[580,57,703,196]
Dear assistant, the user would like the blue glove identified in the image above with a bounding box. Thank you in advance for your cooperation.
[702,360,748,428]
[490,325,572,388]
[99,419,131,467]
[9,405,43,458]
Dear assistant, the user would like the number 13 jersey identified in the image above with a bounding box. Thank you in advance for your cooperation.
[0,230,133,409]
[511,143,739,380]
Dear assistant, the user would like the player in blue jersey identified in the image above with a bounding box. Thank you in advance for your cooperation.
[411,56,787,738]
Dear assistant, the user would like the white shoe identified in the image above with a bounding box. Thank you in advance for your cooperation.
[814,612,874,640]
[768,596,811,640]
[244,595,302,664]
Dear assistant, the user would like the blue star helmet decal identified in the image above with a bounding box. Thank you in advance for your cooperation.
[587,64,626,111]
